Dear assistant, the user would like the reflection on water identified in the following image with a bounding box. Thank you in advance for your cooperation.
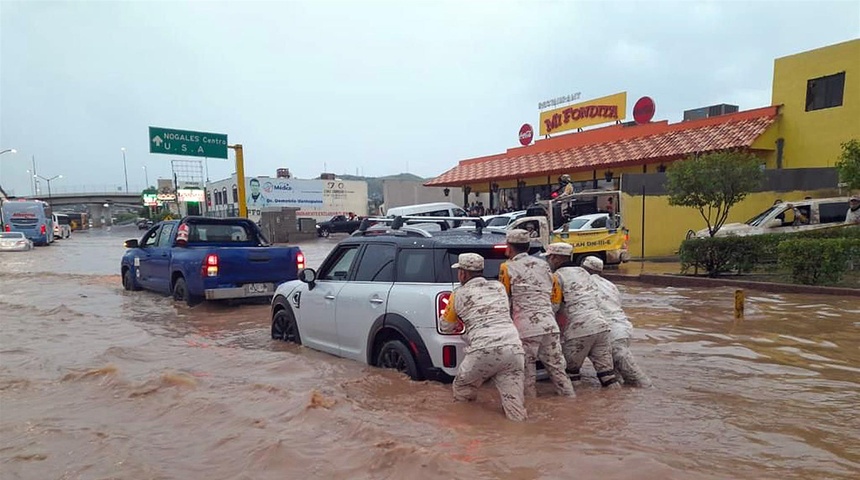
[1,227,858,479]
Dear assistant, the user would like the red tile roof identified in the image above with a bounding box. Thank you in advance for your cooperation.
[426,106,779,186]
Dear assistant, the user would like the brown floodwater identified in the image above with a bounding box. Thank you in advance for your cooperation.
[1,226,858,479]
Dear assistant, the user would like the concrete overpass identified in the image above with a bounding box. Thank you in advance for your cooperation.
[17,191,143,226]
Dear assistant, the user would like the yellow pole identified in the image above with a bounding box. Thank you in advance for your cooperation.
[229,144,248,218]
[734,289,745,320]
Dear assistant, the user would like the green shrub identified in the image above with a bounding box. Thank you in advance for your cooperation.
[777,238,860,285]
[679,226,860,278]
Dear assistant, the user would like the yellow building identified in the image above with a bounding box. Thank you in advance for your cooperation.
[772,38,860,169]
[427,39,858,258]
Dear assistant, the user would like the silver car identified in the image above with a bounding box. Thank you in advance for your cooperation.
[0,232,34,251]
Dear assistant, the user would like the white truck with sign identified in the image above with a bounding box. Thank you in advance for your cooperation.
[509,190,630,266]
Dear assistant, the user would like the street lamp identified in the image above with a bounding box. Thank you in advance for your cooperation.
[34,174,62,206]
[121,147,129,193]
[142,165,149,188]
[0,148,17,188]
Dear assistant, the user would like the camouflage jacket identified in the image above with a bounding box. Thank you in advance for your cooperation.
[591,274,633,341]
[554,263,609,339]
[499,253,561,339]
[440,277,523,354]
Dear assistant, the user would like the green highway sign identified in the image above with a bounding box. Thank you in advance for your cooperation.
[149,126,228,159]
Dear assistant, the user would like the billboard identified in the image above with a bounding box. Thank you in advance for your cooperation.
[246,177,325,221]
[539,92,627,135]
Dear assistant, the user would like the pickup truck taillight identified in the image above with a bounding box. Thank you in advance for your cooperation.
[296,252,305,270]
[203,254,219,277]
[436,291,464,335]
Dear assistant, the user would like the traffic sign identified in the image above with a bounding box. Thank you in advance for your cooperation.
[149,126,228,159]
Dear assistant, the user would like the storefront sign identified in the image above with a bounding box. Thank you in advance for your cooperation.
[539,92,582,110]
[157,193,176,201]
[539,92,627,135]
[142,193,159,206]
[177,189,205,203]
[633,96,656,124]
[518,124,534,146]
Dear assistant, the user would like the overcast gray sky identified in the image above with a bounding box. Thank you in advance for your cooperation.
[1,0,858,195]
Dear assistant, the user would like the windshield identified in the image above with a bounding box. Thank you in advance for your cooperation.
[746,206,778,226]
[2,203,44,225]
[486,216,510,227]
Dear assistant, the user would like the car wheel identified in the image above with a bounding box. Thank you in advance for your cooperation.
[271,307,302,344]
[376,340,420,380]
[320,228,330,238]
[122,269,140,291]
[172,277,201,306]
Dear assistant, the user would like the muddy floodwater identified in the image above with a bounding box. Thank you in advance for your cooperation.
[1,227,858,479]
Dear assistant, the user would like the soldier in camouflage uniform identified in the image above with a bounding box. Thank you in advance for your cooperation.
[545,243,619,388]
[582,256,652,387]
[439,253,528,421]
[499,230,576,398]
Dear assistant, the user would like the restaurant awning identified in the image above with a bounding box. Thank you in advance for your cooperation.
[426,106,779,187]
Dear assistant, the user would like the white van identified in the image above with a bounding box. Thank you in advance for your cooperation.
[385,202,467,228]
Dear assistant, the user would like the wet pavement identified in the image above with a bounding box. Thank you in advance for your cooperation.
[1,227,858,479]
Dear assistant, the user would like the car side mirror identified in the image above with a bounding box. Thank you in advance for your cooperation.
[767,219,782,228]
[124,239,139,248]
[298,268,317,289]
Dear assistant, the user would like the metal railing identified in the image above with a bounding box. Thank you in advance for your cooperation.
[30,185,147,196]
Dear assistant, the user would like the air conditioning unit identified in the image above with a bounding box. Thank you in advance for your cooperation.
[683,104,739,121]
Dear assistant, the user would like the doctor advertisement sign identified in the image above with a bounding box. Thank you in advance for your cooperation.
[246,177,324,219]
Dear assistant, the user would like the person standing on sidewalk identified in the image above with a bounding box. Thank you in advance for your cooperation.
[545,243,619,389]
[581,256,652,388]
[498,230,576,398]
[439,253,528,422]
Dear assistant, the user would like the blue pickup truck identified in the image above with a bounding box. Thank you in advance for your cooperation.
[120,217,305,306]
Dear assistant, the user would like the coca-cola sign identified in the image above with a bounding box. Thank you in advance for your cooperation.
[519,124,534,146]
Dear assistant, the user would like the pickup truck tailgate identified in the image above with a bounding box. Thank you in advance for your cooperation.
[213,247,301,285]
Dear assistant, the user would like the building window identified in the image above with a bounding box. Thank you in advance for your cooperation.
[806,72,845,111]
[215,191,221,206]
[222,187,228,205]
[232,185,238,203]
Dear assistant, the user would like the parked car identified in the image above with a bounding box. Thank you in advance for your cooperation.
[121,217,305,306]
[316,215,362,238]
[137,219,154,230]
[692,197,850,238]
[483,211,527,229]
[0,232,34,252]
[553,213,620,233]
[270,216,543,381]
[385,202,468,228]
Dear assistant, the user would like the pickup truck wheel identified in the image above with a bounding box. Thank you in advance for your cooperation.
[122,269,140,291]
[172,277,201,307]
[376,340,420,380]
[271,308,301,344]
[319,227,330,238]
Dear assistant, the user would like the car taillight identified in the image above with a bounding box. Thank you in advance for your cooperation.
[494,244,507,250]
[442,345,457,368]
[3,225,9,232]
[436,291,464,335]
[296,252,305,270]
[41,225,46,235]
[203,254,219,277]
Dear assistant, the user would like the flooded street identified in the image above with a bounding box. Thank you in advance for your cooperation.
[1,227,858,480]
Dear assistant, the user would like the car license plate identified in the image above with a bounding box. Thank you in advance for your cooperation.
[244,283,271,294]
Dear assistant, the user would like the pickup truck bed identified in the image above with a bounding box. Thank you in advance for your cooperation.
[121,217,304,305]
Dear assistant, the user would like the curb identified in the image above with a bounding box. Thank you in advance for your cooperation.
[603,272,860,296]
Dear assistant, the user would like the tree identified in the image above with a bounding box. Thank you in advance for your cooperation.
[835,139,860,191]
[666,151,765,237]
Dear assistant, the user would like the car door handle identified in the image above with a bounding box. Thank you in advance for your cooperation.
[161,253,168,258]
[325,295,336,300]
[369,298,384,304]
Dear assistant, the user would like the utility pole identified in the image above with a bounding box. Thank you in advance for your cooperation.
[121,147,129,192]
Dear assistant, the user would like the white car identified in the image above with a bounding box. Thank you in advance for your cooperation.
[692,197,850,238]
[482,211,527,229]
[270,218,541,381]
[0,232,34,251]
[554,213,617,233]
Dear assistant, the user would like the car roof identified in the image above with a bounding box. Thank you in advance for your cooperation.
[570,213,610,221]
[341,228,509,249]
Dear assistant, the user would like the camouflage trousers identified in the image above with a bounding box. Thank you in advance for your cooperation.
[453,345,528,422]
[562,330,619,387]
[612,338,652,388]
[521,333,575,398]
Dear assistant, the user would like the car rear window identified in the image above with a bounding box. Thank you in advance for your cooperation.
[188,223,254,243]
[397,249,435,283]
[438,246,543,282]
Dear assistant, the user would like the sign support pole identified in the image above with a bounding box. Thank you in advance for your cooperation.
[229,144,248,218]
